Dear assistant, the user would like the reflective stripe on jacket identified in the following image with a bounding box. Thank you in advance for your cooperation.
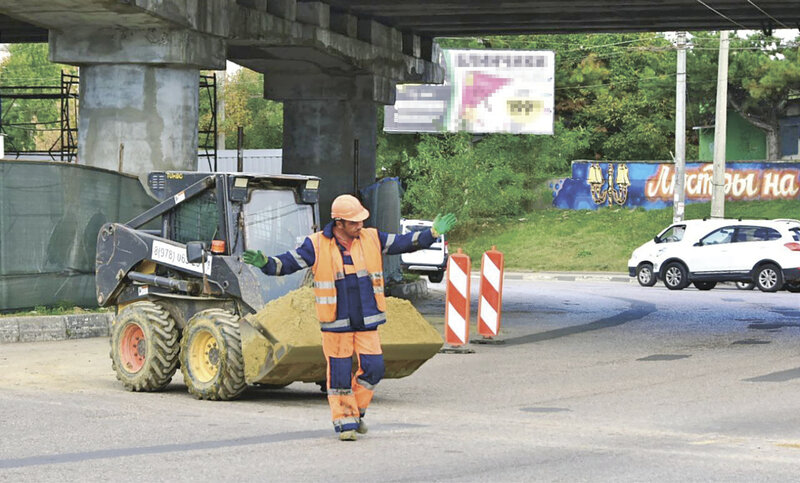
[310,227,387,330]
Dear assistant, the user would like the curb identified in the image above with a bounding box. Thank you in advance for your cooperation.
[0,313,112,344]
[502,271,634,284]
[0,280,433,345]
[0,273,630,345]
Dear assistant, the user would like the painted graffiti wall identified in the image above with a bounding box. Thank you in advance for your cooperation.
[552,161,800,210]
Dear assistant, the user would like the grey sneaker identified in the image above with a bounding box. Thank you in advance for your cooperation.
[339,430,357,441]
[356,419,368,434]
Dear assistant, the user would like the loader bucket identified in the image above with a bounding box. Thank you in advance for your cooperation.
[240,287,443,387]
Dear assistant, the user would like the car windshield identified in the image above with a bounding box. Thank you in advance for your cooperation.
[657,225,686,243]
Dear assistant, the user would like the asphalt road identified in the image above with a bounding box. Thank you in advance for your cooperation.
[2,278,800,481]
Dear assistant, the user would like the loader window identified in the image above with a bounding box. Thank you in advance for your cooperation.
[243,189,314,254]
[173,191,219,244]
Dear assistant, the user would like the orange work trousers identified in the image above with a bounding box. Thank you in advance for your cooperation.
[321,330,384,433]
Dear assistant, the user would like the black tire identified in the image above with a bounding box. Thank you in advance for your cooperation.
[693,281,717,291]
[636,263,657,287]
[180,309,246,400]
[755,264,783,292]
[785,281,800,293]
[109,301,180,392]
[735,281,755,290]
[663,262,688,290]
[428,271,444,283]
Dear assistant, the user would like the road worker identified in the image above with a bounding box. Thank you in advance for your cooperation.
[243,194,457,441]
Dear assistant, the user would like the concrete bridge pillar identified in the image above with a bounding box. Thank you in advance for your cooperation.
[49,28,225,175]
[265,74,395,223]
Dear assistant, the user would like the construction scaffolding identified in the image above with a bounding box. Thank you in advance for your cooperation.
[0,70,79,162]
[199,73,218,171]
[1,71,218,165]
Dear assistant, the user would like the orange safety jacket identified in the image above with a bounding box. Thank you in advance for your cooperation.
[309,228,387,330]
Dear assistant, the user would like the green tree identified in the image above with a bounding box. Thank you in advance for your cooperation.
[401,133,530,221]
[688,31,800,160]
[0,43,74,152]
[220,67,283,148]
[381,33,683,220]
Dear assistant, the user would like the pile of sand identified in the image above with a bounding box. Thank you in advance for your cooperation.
[251,286,441,345]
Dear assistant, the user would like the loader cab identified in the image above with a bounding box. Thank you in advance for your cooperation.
[240,178,317,256]
[146,172,320,257]
[133,171,320,306]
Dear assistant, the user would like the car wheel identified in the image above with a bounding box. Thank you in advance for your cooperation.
[663,262,688,290]
[636,263,657,287]
[785,281,800,293]
[428,271,444,283]
[692,281,716,291]
[735,281,755,290]
[755,264,783,292]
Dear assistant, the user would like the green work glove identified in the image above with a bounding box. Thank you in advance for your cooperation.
[242,249,268,268]
[432,213,457,237]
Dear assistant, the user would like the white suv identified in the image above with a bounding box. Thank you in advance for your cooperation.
[630,218,800,292]
[399,218,448,283]
[628,219,729,287]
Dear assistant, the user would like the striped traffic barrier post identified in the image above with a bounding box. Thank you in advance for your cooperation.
[475,246,505,344]
[441,248,474,353]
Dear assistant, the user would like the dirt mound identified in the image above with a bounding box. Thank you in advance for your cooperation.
[251,286,441,344]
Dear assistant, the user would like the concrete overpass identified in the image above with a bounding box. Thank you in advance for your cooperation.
[1,1,798,220]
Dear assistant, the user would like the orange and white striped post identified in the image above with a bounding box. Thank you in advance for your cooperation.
[444,248,471,350]
[477,246,504,342]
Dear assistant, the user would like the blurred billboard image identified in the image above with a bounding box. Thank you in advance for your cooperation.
[384,49,554,135]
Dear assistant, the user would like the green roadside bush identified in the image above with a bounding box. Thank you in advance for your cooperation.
[449,200,800,272]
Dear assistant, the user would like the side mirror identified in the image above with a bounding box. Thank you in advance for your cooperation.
[694,241,703,247]
[653,236,660,243]
[186,241,207,264]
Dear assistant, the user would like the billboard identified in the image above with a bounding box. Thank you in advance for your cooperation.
[384,49,555,134]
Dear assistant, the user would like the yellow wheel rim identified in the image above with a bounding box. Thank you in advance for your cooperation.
[189,329,219,383]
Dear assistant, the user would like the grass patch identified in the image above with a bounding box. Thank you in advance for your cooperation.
[0,303,110,318]
[449,200,800,272]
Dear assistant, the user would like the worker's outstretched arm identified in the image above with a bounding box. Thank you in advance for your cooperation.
[243,237,316,275]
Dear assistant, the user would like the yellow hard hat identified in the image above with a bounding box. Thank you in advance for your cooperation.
[331,194,369,222]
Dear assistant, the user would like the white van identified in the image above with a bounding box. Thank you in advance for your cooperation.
[399,218,448,283]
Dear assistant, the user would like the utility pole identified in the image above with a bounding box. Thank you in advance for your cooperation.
[673,31,687,223]
[217,68,226,151]
[711,31,729,219]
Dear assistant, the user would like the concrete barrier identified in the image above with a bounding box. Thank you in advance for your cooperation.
[0,313,113,344]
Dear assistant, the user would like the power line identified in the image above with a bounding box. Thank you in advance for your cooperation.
[554,68,779,92]
[559,36,665,53]
[694,0,748,29]
[746,0,790,29]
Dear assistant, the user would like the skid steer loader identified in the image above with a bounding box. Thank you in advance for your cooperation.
[96,171,443,400]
